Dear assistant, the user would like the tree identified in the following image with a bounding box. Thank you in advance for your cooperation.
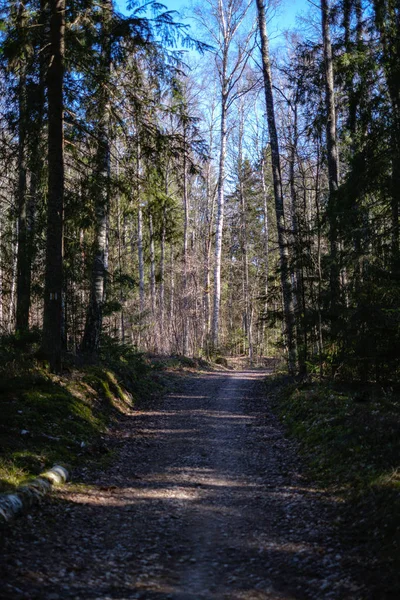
[195,0,255,350]
[255,0,297,373]
[42,0,65,372]
[80,0,113,355]
[321,0,341,334]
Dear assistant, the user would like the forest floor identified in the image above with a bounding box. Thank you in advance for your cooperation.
[0,367,373,600]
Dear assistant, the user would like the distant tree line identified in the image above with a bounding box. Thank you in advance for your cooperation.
[0,0,399,381]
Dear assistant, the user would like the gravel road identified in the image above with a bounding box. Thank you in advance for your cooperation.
[0,369,364,599]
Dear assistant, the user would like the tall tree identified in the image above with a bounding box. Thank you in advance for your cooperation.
[81,0,112,354]
[321,0,341,330]
[195,0,255,350]
[15,1,29,334]
[42,0,65,372]
[373,0,400,269]
[255,0,297,373]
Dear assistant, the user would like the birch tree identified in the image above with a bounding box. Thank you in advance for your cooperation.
[195,0,255,350]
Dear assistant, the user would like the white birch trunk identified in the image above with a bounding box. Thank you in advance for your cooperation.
[9,222,18,333]
[182,138,189,355]
[138,205,145,315]
[160,205,166,352]
[149,212,156,316]
[212,95,227,349]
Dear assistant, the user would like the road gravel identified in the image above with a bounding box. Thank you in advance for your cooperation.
[0,369,364,599]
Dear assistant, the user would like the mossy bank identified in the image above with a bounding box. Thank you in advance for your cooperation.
[271,376,400,598]
[0,334,163,494]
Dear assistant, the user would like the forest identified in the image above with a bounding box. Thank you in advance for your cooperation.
[0,0,399,379]
[0,0,400,597]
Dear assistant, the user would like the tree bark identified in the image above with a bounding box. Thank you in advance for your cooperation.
[42,0,65,372]
[256,0,297,374]
[212,90,228,350]
[16,66,29,334]
[81,0,112,354]
[259,149,270,356]
[160,202,166,351]
[0,217,3,330]
[289,106,307,375]
[182,130,189,355]
[9,223,18,333]
[149,211,156,316]
[16,0,46,334]
[238,108,252,360]
[208,0,254,352]
[321,0,341,324]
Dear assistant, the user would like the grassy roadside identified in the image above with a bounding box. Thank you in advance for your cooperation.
[270,377,400,597]
[0,335,164,494]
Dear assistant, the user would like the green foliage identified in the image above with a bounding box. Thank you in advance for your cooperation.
[277,382,400,486]
[98,334,162,400]
[0,328,42,377]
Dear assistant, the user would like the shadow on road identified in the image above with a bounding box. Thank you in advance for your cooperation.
[0,371,361,600]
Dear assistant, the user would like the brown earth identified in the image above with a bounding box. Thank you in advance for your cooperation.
[0,369,366,599]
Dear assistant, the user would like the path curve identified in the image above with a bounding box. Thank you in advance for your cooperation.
[1,370,362,599]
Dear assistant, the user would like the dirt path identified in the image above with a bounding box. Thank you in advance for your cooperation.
[1,370,363,599]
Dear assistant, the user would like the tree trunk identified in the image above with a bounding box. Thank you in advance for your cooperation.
[260,152,269,356]
[321,0,341,326]
[81,0,112,355]
[212,90,228,350]
[149,211,156,316]
[170,244,175,349]
[16,0,46,334]
[182,133,189,355]
[9,223,18,333]
[16,67,29,334]
[203,98,216,356]
[256,0,297,374]
[314,139,324,378]
[42,0,65,372]
[160,203,166,351]
[116,191,125,343]
[81,197,108,353]
[138,205,145,315]
[204,155,216,356]
[238,108,252,361]
[289,107,307,375]
[0,217,3,330]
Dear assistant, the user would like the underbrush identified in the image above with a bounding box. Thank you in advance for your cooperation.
[148,354,213,372]
[0,334,160,494]
[272,377,400,596]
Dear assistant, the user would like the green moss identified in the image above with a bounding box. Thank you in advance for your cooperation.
[272,377,400,595]
[0,343,157,493]
[0,336,169,494]
[276,382,400,489]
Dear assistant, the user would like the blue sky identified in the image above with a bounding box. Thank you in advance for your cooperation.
[116,0,312,35]
[163,0,310,31]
